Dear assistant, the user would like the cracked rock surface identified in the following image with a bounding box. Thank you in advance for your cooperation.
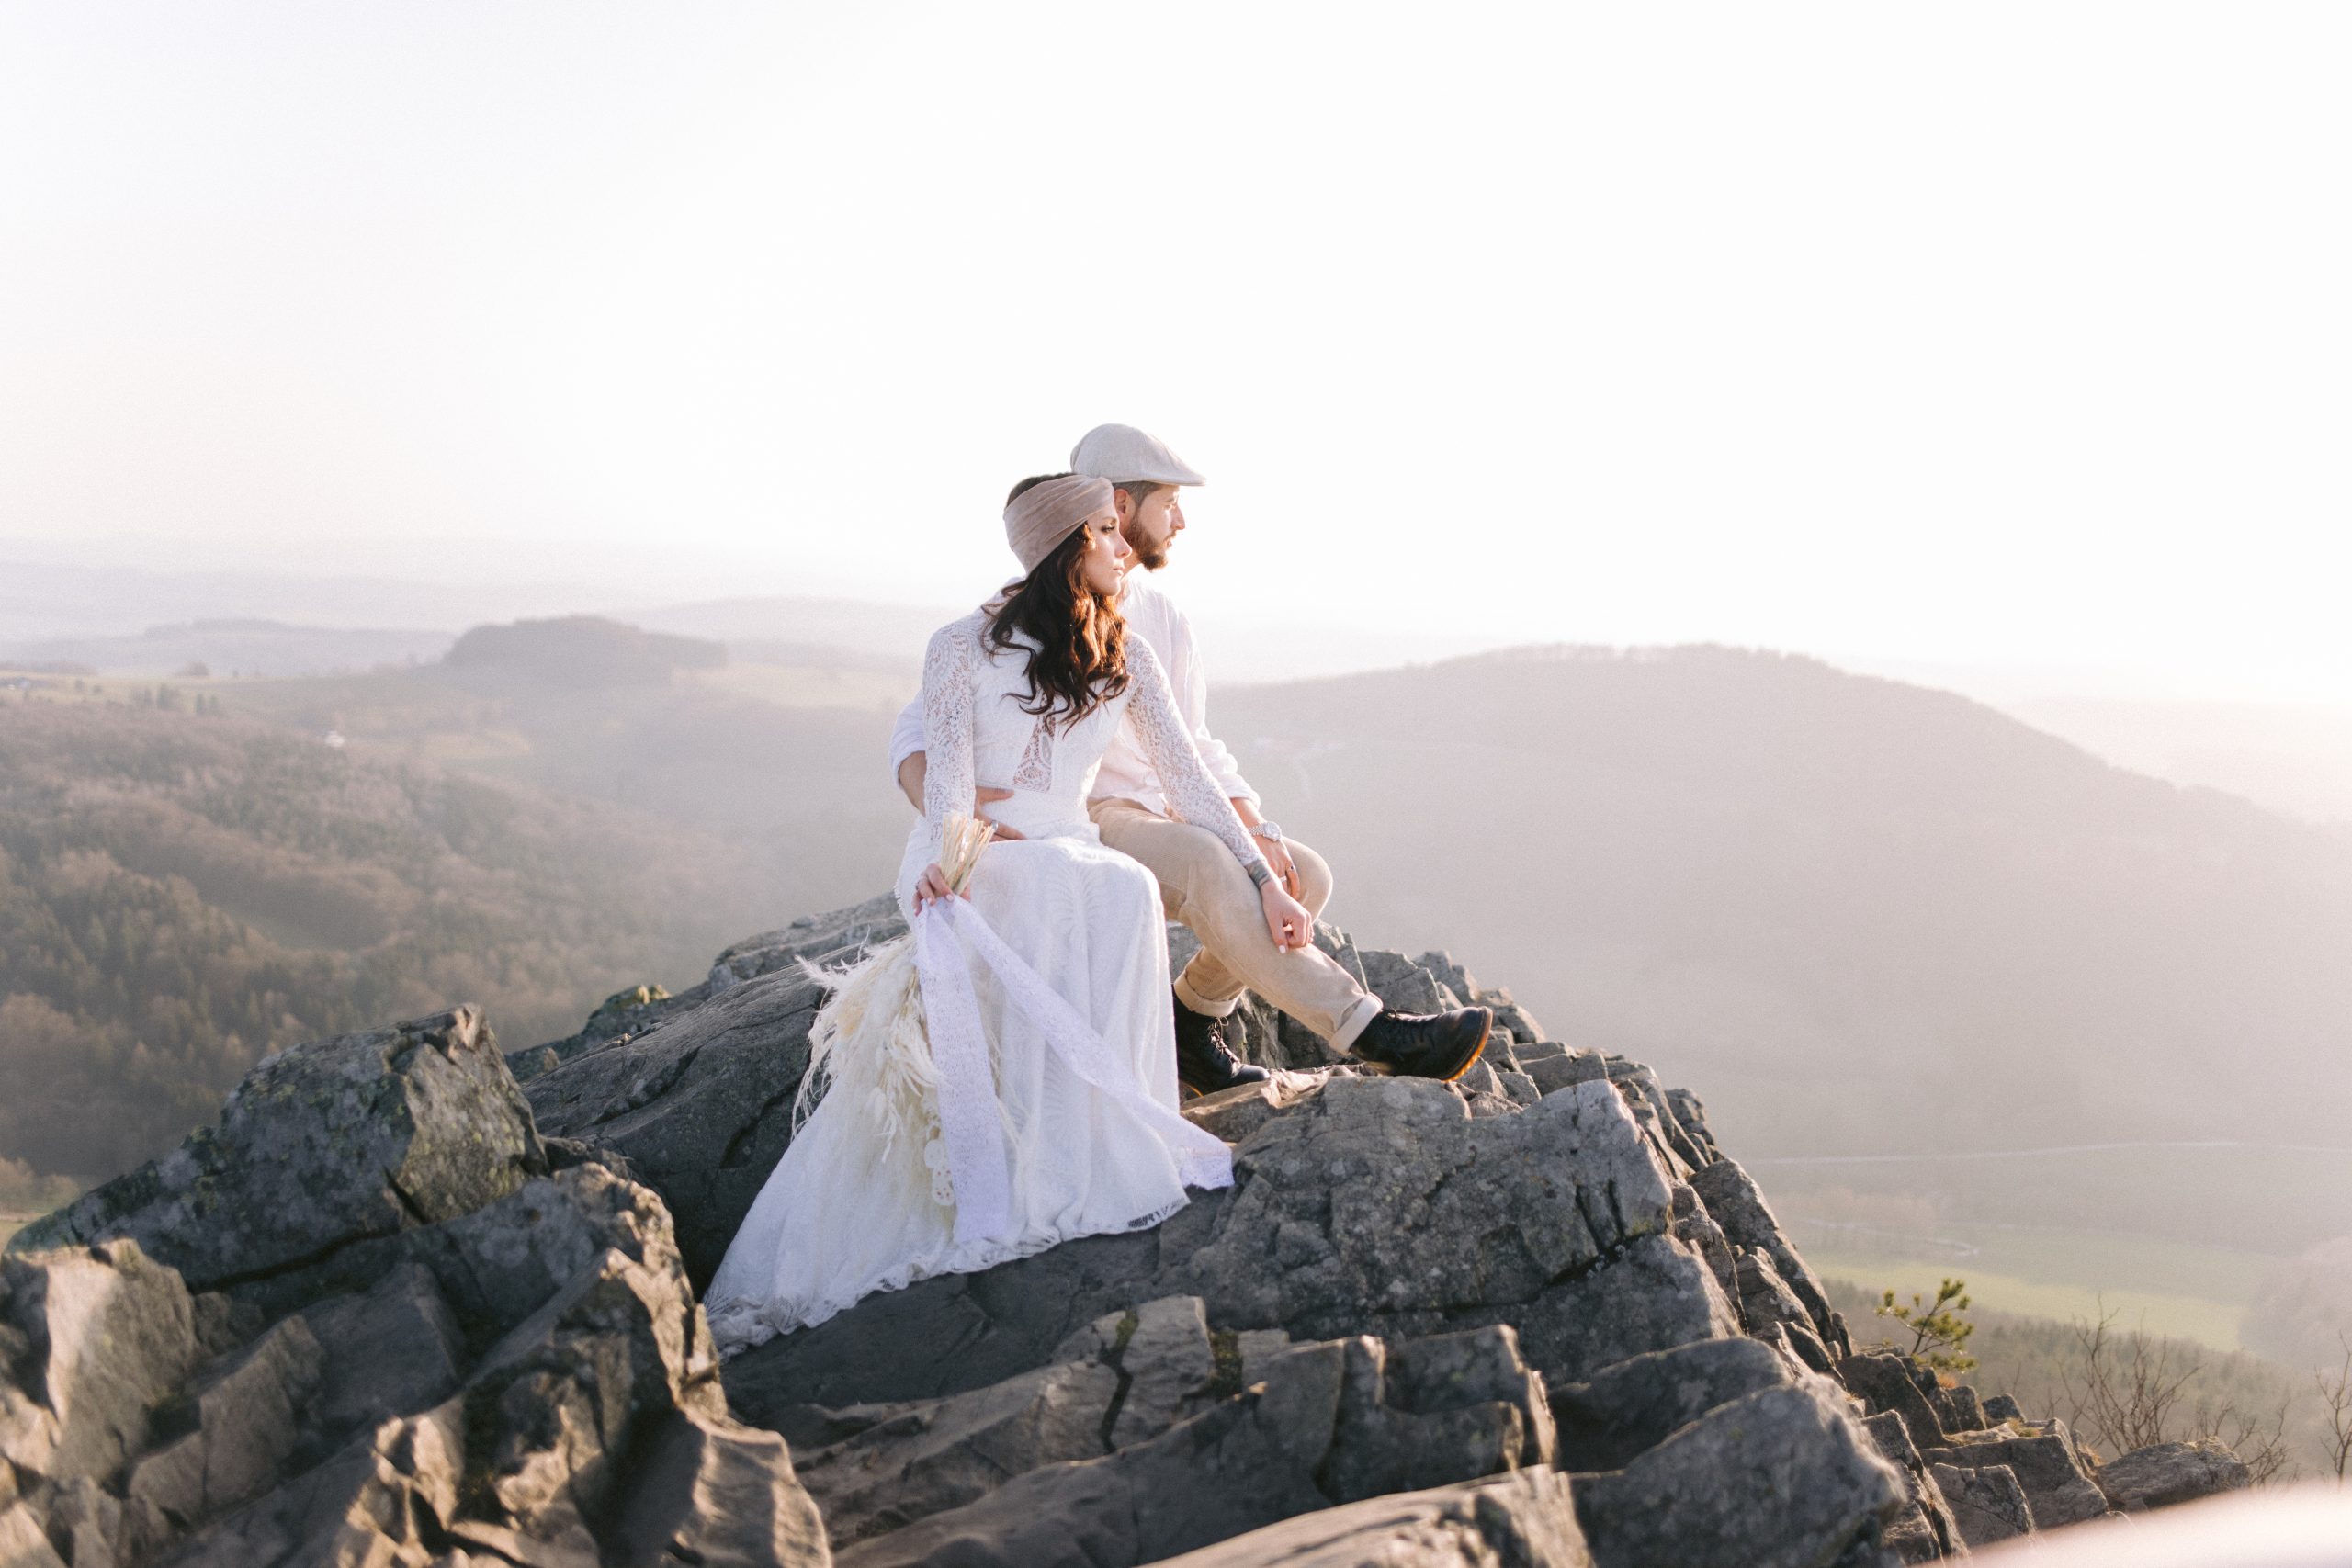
[3,897,2263,1567]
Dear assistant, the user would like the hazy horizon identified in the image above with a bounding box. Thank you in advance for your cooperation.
[6,4,2348,706]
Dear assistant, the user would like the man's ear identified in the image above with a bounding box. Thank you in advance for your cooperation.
[1111,487,1136,525]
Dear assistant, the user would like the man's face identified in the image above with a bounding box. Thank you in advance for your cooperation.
[1118,485,1186,570]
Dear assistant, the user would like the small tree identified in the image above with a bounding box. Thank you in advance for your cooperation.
[2322,1335,2352,1485]
[2059,1303,2295,1483]
[1878,1278,1978,1375]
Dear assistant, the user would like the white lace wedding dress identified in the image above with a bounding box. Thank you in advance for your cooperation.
[704,611,1258,1353]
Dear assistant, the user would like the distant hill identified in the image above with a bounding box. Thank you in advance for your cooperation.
[0,700,785,1182]
[1216,645,2352,1252]
[2003,695,2352,827]
[0,617,450,679]
[442,615,727,690]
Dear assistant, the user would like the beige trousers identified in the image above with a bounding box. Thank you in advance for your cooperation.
[1088,798,1381,1050]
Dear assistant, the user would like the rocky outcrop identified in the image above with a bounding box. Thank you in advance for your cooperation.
[14,1008,545,1305]
[4,1011,829,1566]
[1141,1469,1589,1567]
[2093,1438,2252,1513]
[1933,1461,2033,1546]
[524,968,829,1288]
[3,897,2267,1565]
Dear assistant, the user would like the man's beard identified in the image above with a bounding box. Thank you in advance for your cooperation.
[1124,528,1170,571]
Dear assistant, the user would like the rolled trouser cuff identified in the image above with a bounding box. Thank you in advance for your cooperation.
[1174,964,1244,1020]
[1329,991,1384,1053]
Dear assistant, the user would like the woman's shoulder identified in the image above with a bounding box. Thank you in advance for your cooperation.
[924,610,991,660]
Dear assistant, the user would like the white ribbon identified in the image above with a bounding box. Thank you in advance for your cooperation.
[911,897,1234,1247]
[912,902,1015,1244]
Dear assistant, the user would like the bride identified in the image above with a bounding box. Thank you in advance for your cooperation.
[706,473,1319,1353]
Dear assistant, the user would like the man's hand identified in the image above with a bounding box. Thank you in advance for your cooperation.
[1233,797,1300,898]
[896,752,1023,840]
[975,785,1025,841]
[1260,881,1313,952]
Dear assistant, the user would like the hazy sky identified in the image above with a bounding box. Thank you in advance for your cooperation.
[4,4,2346,701]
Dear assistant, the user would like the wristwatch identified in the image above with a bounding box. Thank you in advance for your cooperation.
[1252,821,1285,844]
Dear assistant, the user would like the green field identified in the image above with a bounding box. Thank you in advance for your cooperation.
[1805,1223,2274,1351]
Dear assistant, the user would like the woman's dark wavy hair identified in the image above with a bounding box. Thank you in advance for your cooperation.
[987,473,1129,729]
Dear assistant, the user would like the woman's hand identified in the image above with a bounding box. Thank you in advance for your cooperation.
[1261,882,1314,952]
[914,863,956,910]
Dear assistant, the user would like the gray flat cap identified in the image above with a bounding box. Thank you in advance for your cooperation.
[1069,424,1207,487]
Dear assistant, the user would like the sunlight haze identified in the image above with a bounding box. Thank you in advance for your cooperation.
[3,3,2346,702]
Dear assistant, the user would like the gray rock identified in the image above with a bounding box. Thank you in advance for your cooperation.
[1981,1393,2024,1425]
[509,982,708,1085]
[1859,1410,1963,1563]
[32,1476,115,1568]
[728,1075,1740,1427]
[159,1163,823,1568]
[1839,1351,1949,1454]
[830,1375,1339,1568]
[1572,1381,1909,1568]
[1689,1157,1843,1349]
[11,1009,544,1299]
[526,968,827,1288]
[1602,1060,1708,1180]
[786,1298,1212,1547]
[1,1239,201,1486]
[1929,1381,1984,1435]
[1664,1088,1725,1166]
[793,1303,1550,1554]
[711,893,907,992]
[1490,1232,1742,1394]
[1178,1072,1341,1146]
[2095,1438,2252,1512]
[1929,1461,2030,1547]
[1182,1077,1677,1340]
[209,1156,689,1327]
[1384,1325,1556,1470]
[1764,1317,1841,1379]
[1670,1182,1740,1305]
[123,1317,326,1555]
[1549,1337,1793,1473]
[1355,950,1463,1017]
[1137,1467,1589,1568]
[162,1399,470,1568]
[0,1500,67,1568]
[294,1261,467,1444]
[1736,1246,1817,1338]
[1521,1048,1609,1098]
[1920,1425,2112,1530]
[795,1347,1124,1546]
[831,1324,1540,1568]
[1311,1334,1538,1508]
[611,1408,831,1568]
[1056,1295,1220,1451]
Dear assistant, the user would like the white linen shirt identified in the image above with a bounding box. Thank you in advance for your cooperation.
[886,572,1258,818]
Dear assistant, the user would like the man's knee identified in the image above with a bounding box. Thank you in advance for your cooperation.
[1288,838,1334,917]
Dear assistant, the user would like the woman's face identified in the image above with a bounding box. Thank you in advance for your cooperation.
[1075,504,1130,599]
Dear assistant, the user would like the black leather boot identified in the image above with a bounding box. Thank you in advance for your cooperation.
[1173,992,1272,1098]
[1349,1005,1493,1082]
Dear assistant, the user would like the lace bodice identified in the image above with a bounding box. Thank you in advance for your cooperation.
[913,611,1266,876]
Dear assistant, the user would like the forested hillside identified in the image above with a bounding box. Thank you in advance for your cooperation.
[0,700,779,1181]
[1216,645,2352,1254]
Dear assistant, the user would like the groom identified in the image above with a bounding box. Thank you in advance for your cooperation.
[891,423,1490,1093]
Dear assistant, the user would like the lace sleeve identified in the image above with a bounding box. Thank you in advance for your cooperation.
[1123,639,1268,873]
[917,619,980,862]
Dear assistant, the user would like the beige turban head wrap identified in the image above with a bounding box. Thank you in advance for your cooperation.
[1003,474,1114,575]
